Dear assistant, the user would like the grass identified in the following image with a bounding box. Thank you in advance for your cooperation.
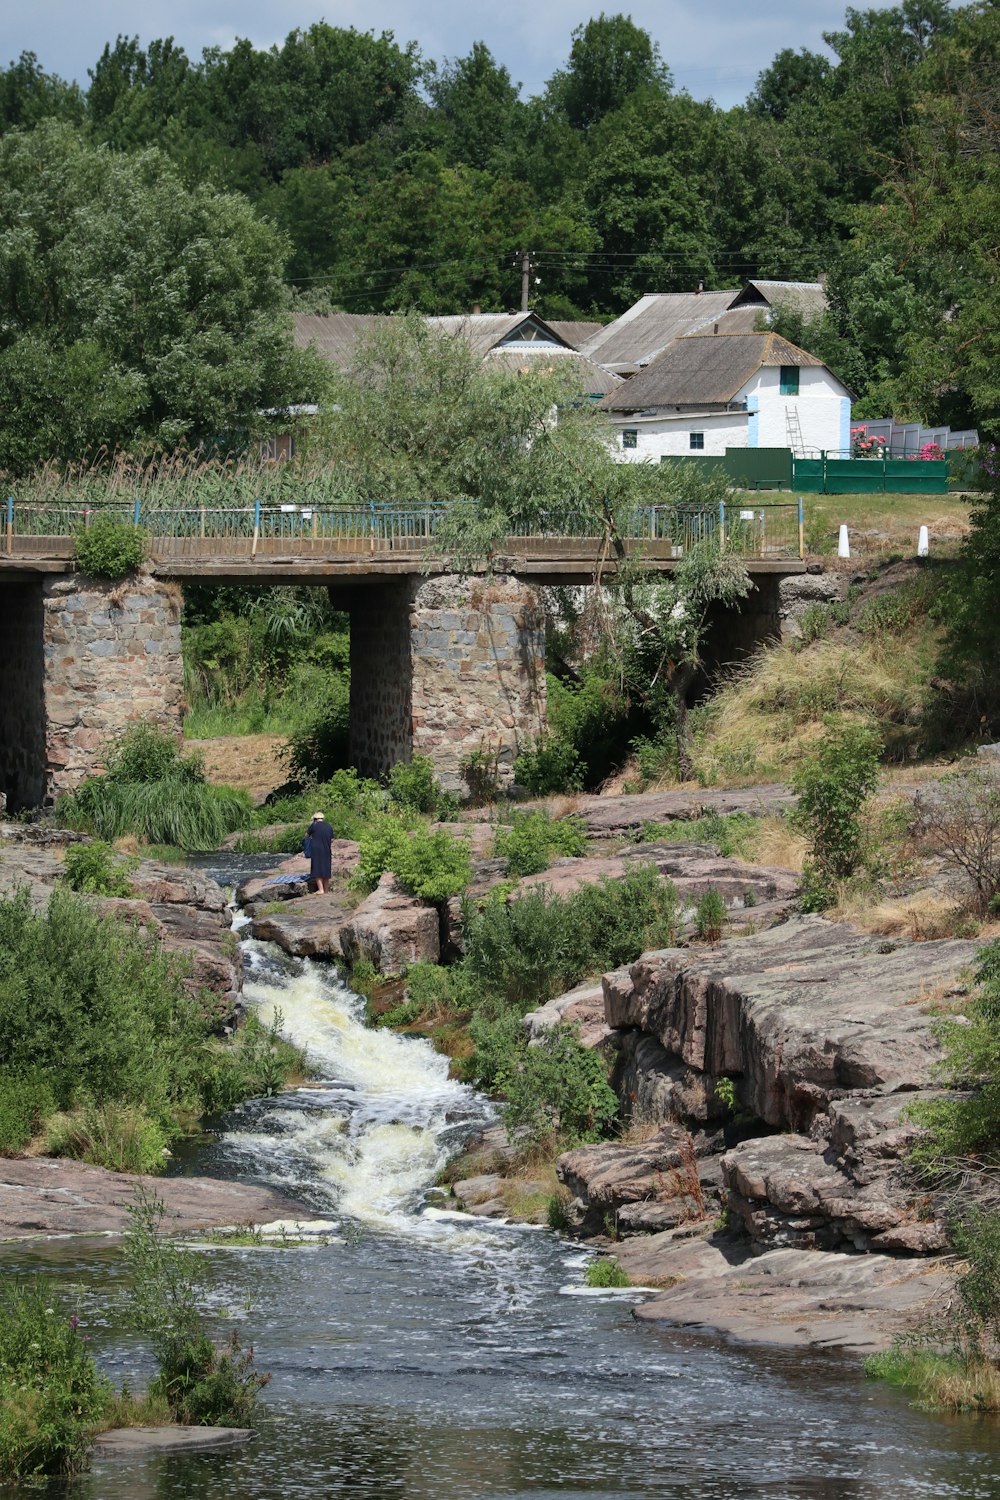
[865,1345,1000,1412]
[584,1256,631,1288]
[760,490,972,559]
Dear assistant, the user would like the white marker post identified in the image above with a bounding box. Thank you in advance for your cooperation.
[917,525,929,557]
[838,524,850,559]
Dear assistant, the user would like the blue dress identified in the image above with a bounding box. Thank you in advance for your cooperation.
[307,819,334,882]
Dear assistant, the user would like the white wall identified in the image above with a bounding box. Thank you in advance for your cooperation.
[609,410,747,463]
[741,366,848,454]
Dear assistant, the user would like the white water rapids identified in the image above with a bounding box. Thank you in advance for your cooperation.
[222,936,493,1240]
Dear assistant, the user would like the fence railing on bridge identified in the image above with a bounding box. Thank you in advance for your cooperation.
[3,498,805,562]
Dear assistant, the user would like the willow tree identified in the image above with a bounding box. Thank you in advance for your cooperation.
[308,313,750,775]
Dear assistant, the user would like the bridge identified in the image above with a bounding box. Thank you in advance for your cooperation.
[0,501,807,810]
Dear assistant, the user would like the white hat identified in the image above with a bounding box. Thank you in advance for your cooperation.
[312,811,324,821]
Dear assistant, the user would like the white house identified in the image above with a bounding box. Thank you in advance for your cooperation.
[598,331,851,461]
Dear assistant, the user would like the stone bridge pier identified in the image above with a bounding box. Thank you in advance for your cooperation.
[342,573,547,794]
[0,575,184,809]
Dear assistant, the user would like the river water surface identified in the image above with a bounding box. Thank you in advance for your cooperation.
[4,860,1000,1500]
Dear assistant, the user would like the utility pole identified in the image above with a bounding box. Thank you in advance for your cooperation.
[520,249,532,312]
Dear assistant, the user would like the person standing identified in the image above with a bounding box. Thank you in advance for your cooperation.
[306,811,334,895]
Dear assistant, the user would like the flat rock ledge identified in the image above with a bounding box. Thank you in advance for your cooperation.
[615,1228,954,1355]
[91,1426,254,1459]
[0,1157,303,1240]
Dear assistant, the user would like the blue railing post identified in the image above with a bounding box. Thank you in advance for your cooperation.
[718,498,726,549]
[798,496,805,559]
[252,497,261,557]
[370,499,376,552]
[133,496,141,526]
[5,496,12,555]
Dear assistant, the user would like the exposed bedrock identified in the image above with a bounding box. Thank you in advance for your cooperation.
[547,916,976,1252]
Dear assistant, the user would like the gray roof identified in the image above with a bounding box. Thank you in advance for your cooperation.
[546,320,605,350]
[579,291,740,375]
[292,312,384,369]
[426,312,571,356]
[729,280,829,320]
[485,343,622,395]
[599,332,829,412]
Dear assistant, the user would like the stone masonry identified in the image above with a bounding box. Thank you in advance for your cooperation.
[349,573,546,792]
[40,574,184,801]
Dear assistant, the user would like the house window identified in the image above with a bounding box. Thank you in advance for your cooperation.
[689,432,705,450]
[779,365,800,396]
[622,428,638,449]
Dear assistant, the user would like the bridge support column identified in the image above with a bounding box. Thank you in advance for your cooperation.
[0,575,185,808]
[348,574,546,794]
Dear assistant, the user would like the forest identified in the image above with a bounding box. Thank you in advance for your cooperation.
[1,0,999,470]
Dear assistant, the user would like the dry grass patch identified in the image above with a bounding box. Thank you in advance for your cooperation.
[743,815,809,872]
[187,734,289,801]
[830,887,964,939]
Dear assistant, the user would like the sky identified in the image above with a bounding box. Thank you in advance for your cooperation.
[1,0,915,109]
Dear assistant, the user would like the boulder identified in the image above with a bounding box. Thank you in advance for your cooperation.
[338,873,440,974]
[602,915,976,1132]
[511,785,796,838]
[249,891,351,959]
[557,1124,714,1236]
[522,980,611,1049]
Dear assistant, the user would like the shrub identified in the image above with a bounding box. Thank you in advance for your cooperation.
[387,755,453,816]
[498,1023,618,1147]
[798,604,830,644]
[464,1008,526,1091]
[73,516,146,579]
[285,675,350,782]
[514,736,585,796]
[913,767,1000,916]
[584,1256,630,1289]
[123,1191,269,1426]
[462,743,503,804]
[492,811,587,877]
[104,723,202,784]
[465,866,679,1015]
[44,1101,169,1175]
[355,818,472,902]
[61,841,136,897]
[791,719,881,901]
[0,1072,55,1153]
[0,1281,110,1481]
[695,888,727,941]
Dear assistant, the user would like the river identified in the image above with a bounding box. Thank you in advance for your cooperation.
[3,859,1000,1499]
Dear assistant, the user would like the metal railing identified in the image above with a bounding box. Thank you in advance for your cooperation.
[4,497,805,560]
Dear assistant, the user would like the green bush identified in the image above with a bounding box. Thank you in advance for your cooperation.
[584,1256,630,1288]
[0,1281,110,1481]
[791,718,881,901]
[798,604,830,644]
[285,674,350,782]
[498,1023,619,1147]
[492,811,587,877]
[907,941,1000,1168]
[695,888,727,941]
[514,736,585,796]
[636,811,755,858]
[356,818,472,902]
[0,888,303,1159]
[465,866,679,1015]
[123,1191,269,1426]
[44,1101,169,1175]
[73,516,147,579]
[464,1008,526,1092]
[61,841,137,897]
[387,755,455,817]
[104,723,202,784]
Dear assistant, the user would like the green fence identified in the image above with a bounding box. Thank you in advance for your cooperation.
[792,452,949,495]
[659,448,793,490]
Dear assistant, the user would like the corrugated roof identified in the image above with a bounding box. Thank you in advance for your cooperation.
[599,332,828,411]
[486,343,622,395]
[579,291,740,374]
[546,320,605,350]
[292,312,384,369]
[427,312,572,356]
[730,280,829,319]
